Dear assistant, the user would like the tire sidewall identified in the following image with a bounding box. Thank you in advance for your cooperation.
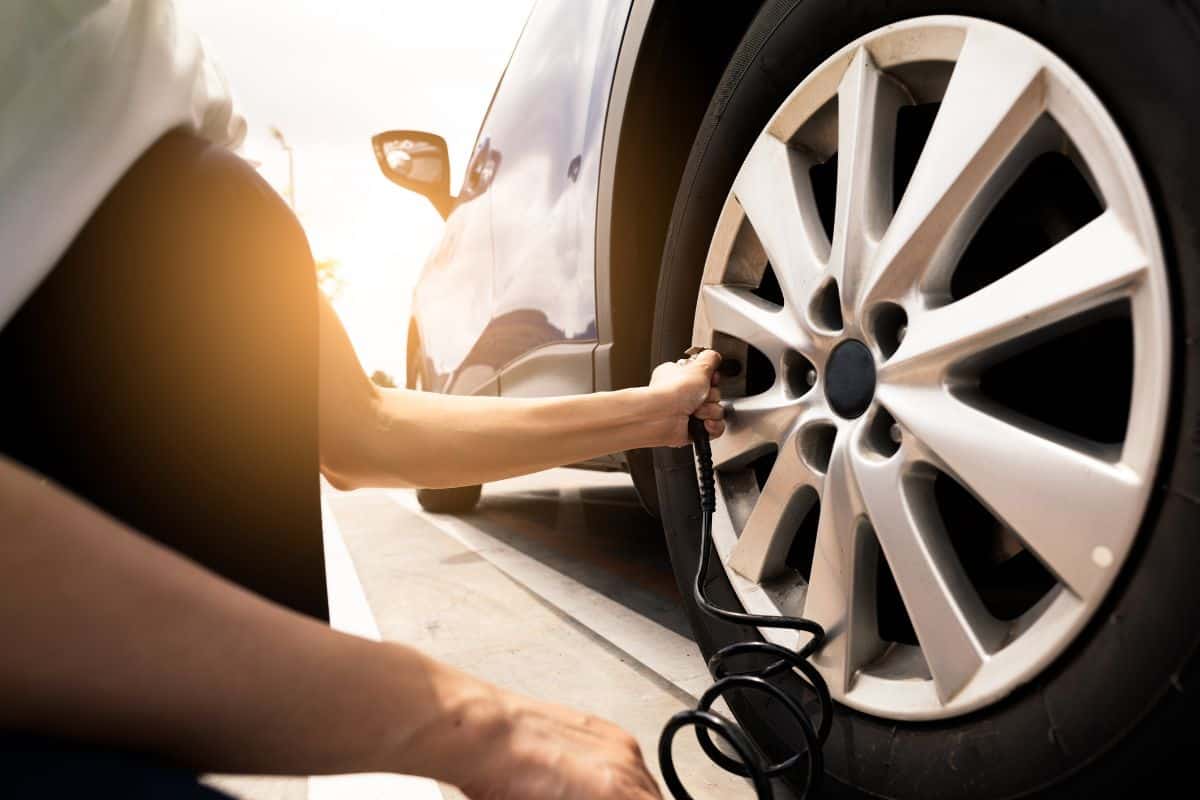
[651,2,1200,798]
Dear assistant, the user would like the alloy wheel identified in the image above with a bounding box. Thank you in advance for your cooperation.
[691,16,1170,720]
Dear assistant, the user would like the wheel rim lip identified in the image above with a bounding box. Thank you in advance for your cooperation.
[691,15,1172,721]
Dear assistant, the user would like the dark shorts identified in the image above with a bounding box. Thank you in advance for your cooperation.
[0,130,328,791]
[1,736,234,799]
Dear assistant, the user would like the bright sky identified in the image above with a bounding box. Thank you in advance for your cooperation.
[175,0,535,379]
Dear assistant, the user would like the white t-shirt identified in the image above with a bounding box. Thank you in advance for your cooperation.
[0,0,245,329]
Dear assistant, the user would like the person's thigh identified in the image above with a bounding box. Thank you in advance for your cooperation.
[0,735,234,799]
[0,130,327,619]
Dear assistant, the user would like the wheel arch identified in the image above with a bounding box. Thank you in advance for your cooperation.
[596,0,767,392]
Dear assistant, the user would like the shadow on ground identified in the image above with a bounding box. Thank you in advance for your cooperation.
[457,483,693,638]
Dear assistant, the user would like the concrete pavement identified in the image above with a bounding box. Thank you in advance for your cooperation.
[208,469,757,800]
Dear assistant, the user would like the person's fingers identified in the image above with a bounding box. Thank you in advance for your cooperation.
[691,348,721,375]
[627,772,664,800]
[705,387,721,403]
[705,419,725,438]
[693,401,723,421]
[611,754,662,798]
[611,774,659,800]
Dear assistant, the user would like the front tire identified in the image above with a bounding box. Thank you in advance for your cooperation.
[652,2,1200,798]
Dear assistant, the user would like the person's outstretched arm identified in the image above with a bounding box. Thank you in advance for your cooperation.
[317,298,725,490]
[0,455,660,799]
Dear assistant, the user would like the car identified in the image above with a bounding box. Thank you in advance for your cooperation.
[372,1,1199,797]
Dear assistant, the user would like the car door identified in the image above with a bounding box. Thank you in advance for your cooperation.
[411,135,501,396]
[474,0,634,397]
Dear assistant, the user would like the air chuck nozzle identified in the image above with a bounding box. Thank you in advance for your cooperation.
[684,346,742,378]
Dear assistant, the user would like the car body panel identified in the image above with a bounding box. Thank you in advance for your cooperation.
[411,0,636,398]
[411,137,499,395]
[410,201,497,394]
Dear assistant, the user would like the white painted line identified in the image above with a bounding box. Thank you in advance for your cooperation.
[389,490,713,698]
[309,772,444,800]
[321,492,383,640]
[311,495,444,800]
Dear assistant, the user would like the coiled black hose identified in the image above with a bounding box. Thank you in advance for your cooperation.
[657,417,833,800]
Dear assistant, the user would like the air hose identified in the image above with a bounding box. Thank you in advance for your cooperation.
[657,414,833,800]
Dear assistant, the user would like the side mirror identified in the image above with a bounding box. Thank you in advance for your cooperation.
[372,130,454,218]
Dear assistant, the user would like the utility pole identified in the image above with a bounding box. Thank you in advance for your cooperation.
[269,126,295,210]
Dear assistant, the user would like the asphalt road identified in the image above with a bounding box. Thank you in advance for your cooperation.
[207,468,763,800]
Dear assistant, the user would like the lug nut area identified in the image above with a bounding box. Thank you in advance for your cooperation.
[799,423,837,473]
[864,407,901,459]
[808,279,844,333]
[784,351,819,399]
[871,302,908,360]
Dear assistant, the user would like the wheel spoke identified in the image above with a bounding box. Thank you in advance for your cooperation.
[879,384,1142,602]
[699,284,805,363]
[862,26,1047,305]
[852,449,1003,702]
[804,436,883,693]
[727,435,819,582]
[733,134,829,310]
[711,389,800,469]
[883,212,1147,376]
[830,48,908,307]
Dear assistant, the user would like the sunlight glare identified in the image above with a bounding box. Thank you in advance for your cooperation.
[175,0,535,380]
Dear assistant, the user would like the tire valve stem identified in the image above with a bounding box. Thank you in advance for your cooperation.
[658,350,833,800]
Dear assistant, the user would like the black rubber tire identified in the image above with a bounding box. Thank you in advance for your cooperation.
[409,342,482,514]
[651,2,1200,798]
[626,448,662,518]
[416,484,482,514]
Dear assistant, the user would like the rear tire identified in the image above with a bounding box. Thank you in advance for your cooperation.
[416,484,482,514]
[652,2,1200,798]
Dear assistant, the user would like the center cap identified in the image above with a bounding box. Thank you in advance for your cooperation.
[825,340,876,419]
